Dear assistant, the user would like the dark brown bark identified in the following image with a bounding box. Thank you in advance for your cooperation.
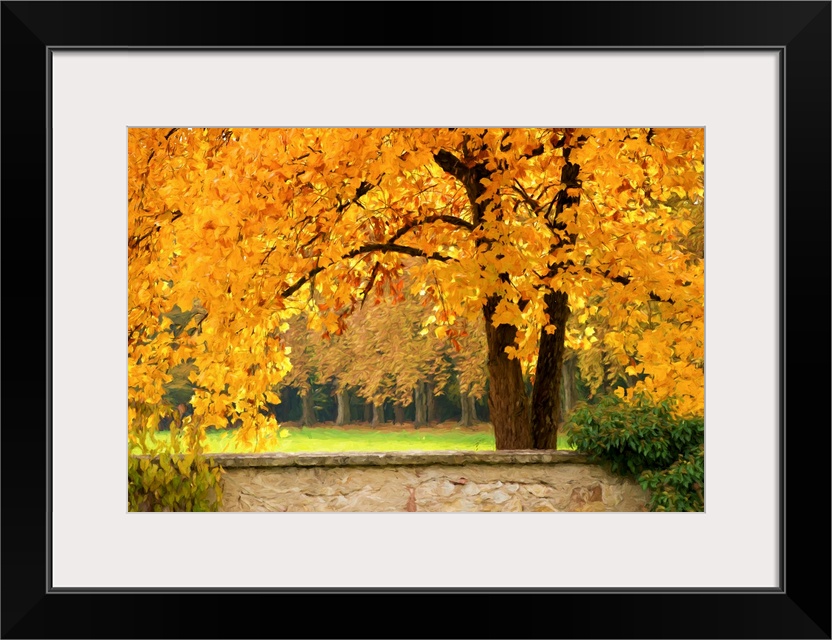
[393,402,405,425]
[530,146,582,449]
[335,388,351,425]
[300,390,317,427]
[364,402,372,423]
[434,145,532,449]
[483,295,533,449]
[531,291,570,449]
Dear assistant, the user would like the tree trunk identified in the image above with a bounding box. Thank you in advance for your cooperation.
[468,394,478,423]
[335,388,351,426]
[300,390,317,426]
[371,402,384,427]
[426,380,437,423]
[393,402,405,425]
[459,390,471,427]
[559,354,577,425]
[530,149,582,450]
[531,290,570,449]
[483,295,533,449]
[364,402,372,423]
[433,148,531,448]
[414,382,427,428]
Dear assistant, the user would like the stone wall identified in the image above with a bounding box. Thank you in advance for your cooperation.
[211,451,649,512]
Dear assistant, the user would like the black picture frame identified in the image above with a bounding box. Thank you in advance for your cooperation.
[2,2,829,638]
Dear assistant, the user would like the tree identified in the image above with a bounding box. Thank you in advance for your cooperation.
[279,313,322,426]
[448,315,488,427]
[314,273,452,427]
[129,127,704,450]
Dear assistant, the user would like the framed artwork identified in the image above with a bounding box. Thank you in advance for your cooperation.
[2,1,828,638]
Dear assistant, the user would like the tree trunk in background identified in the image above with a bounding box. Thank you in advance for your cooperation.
[426,380,437,423]
[483,295,533,449]
[335,388,351,426]
[559,354,577,426]
[393,402,405,424]
[531,290,570,449]
[459,391,471,427]
[364,402,372,423]
[414,382,427,428]
[468,394,478,423]
[300,390,317,427]
[371,402,384,427]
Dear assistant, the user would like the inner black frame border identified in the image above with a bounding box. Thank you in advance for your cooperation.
[2,2,829,638]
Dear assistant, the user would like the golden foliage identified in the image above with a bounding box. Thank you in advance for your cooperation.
[129,127,704,444]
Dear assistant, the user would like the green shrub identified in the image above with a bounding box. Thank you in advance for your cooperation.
[639,444,704,512]
[566,393,704,512]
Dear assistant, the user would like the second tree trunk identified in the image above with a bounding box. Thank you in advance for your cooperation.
[531,290,570,449]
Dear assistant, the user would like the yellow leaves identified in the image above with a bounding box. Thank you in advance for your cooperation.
[177,453,195,475]
[129,126,704,441]
[490,299,523,328]
[677,219,695,236]
[625,364,643,377]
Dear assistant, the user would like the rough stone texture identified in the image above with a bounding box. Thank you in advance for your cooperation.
[205,450,590,468]
[213,451,649,512]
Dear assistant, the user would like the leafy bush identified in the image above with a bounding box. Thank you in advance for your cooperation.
[128,453,224,512]
[639,445,704,512]
[566,394,704,512]
[128,407,224,512]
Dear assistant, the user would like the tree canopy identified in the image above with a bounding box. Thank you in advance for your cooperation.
[128,127,704,450]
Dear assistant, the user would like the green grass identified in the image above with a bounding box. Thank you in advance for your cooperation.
[131,422,575,455]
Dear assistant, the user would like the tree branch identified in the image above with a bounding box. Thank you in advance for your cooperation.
[348,243,453,262]
[280,243,453,299]
[359,260,381,308]
[433,149,468,178]
[129,210,182,250]
[388,214,475,243]
[337,180,375,213]
[568,263,680,305]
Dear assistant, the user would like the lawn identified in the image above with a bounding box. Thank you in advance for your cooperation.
[131,421,575,454]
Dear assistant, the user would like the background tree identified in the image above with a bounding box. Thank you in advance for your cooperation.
[279,312,323,426]
[447,316,488,427]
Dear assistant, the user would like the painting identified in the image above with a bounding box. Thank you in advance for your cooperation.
[128,127,704,512]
